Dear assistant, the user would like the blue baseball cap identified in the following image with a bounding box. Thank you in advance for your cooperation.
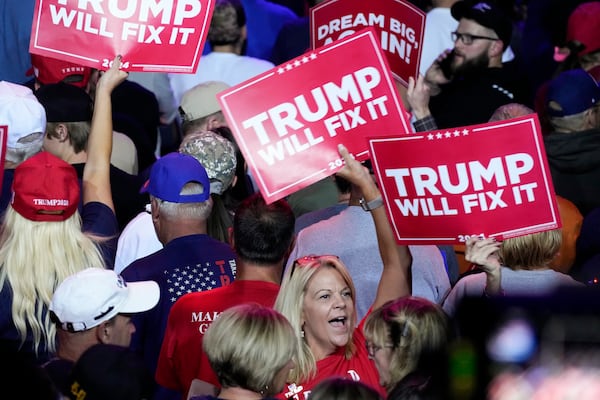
[140,152,210,203]
[546,69,600,117]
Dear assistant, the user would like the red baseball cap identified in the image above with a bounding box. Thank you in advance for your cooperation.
[29,54,92,89]
[566,2,600,56]
[11,152,80,222]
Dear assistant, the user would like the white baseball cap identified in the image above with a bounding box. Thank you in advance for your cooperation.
[0,81,46,149]
[50,268,160,332]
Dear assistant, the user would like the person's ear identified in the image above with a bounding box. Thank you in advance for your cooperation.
[150,197,160,222]
[583,106,599,130]
[96,322,111,343]
[489,40,504,58]
[228,226,235,247]
[240,25,247,43]
[55,124,69,142]
[206,116,223,131]
[286,235,297,260]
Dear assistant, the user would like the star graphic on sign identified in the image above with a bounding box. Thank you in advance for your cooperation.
[427,133,434,140]
[462,129,469,136]
[277,67,285,74]
[436,132,443,139]
[293,59,301,67]
[453,130,460,137]
[310,53,317,60]
[444,131,452,138]
[302,56,309,63]
[285,63,293,71]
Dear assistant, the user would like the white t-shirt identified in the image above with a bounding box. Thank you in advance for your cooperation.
[168,52,274,105]
[114,209,162,274]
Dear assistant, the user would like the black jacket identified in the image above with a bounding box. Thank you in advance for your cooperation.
[543,128,600,216]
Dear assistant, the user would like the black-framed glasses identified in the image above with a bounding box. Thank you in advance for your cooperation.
[289,254,340,278]
[451,31,498,45]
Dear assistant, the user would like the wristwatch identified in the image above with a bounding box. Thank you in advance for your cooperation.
[359,196,383,211]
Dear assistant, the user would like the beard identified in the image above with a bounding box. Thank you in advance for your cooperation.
[452,51,490,77]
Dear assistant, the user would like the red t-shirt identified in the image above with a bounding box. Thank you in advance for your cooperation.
[274,326,385,400]
[155,280,280,396]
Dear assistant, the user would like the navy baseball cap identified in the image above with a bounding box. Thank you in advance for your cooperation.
[140,152,210,203]
[546,69,600,118]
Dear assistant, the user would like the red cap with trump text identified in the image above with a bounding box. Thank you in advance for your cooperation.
[11,152,80,222]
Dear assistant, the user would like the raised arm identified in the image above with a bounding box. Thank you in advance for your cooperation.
[407,74,439,133]
[335,144,412,312]
[83,56,128,209]
[464,237,503,296]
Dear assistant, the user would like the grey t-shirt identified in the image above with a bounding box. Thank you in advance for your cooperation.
[287,206,451,322]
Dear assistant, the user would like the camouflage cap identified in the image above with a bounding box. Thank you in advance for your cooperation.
[179,130,237,195]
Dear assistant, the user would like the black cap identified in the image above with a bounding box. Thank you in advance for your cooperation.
[451,1,512,50]
[35,82,93,123]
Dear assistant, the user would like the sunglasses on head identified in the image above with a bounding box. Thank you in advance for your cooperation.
[290,254,340,278]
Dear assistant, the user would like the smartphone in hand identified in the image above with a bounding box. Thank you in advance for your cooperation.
[438,50,455,80]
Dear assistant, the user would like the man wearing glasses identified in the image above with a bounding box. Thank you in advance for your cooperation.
[422,0,526,129]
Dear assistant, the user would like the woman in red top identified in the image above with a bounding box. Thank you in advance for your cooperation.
[274,144,413,400]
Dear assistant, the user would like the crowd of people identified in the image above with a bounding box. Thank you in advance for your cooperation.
[2,0,600,399]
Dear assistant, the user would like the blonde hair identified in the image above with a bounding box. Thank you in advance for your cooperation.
[0,207,107,354]
[203,303,296,395]
[499,229,562,270]
[548,110,587,132]
[364,297,448,392]
[274,256,357,383]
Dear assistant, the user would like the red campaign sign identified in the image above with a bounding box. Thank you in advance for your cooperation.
[0,126,7,190]
[368,115,561,245]
[310,0,425,86]
[30,0,214,73]
[219,28,410,204]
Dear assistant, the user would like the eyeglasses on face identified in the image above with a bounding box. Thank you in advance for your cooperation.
[451,31,498,45]
[365,341,394,357]
[290,254,340,278]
